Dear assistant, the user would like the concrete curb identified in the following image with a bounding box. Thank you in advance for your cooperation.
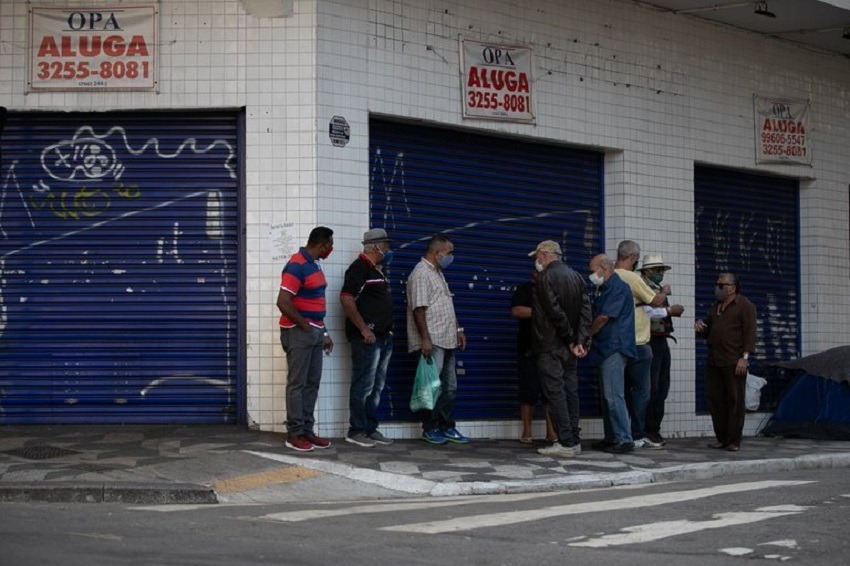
[249,450,850,498]
[245,450,437,495]
[0,482,217,504]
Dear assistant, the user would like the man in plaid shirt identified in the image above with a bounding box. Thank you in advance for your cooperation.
[406,234,470,445]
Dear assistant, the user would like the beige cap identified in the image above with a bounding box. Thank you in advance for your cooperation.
[528,240,562,257]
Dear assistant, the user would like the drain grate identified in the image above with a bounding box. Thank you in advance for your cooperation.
[4,445,80,460]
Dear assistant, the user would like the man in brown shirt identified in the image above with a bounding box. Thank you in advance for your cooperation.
[694,272,757,452]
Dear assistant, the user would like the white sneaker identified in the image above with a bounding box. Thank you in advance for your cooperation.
[641,437,664,449]
[537,442,578,458]
[633,438,646,448]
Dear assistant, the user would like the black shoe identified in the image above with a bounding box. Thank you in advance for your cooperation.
[605,442,635,454]
[645,432,666,446]
[591,439,615,451]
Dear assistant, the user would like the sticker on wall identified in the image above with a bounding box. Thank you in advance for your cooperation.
[269,222,298,264]
[754,96,811,166]
[329,116,350,147]
[460,39,534,123]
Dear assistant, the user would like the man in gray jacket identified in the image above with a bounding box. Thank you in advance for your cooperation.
[529,240,592,457]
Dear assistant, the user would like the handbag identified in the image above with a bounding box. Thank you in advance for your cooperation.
[410,354,441,412]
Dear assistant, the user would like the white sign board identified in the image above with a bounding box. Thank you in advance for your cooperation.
[460,39,534,123]
[29,5,158,91]
[754,96,811,165]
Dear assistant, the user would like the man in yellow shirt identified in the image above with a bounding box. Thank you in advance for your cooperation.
[613,240,669,449]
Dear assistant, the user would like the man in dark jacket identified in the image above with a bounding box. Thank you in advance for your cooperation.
[529,240,592,457]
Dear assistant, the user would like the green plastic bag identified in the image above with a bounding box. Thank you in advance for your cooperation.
[410,355,441,412]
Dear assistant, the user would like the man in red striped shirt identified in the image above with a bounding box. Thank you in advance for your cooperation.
[277,226,335,452]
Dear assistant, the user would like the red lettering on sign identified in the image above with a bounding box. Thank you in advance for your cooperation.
[37,37,60,57]
[36,35,149,58]
[468,66,530,93]
[103,36,124,57]
[125,36,149,57]
[762,118,805,135]
[79,36,101,57]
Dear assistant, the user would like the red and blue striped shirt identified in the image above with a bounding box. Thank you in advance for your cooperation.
[279,248,327,328]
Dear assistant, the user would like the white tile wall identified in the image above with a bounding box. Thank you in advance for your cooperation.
[2,0,848,440]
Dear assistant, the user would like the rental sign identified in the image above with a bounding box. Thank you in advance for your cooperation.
[461,39,534,123]
[28,5,157,91]
[754,96,811,165]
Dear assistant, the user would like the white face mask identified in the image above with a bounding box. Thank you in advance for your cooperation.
[589,272,604,287]
[534,260,545,273]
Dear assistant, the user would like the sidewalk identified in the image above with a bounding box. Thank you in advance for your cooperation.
[1,425,849,503]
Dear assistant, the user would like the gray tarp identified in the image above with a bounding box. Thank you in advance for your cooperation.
[772,345,850,383]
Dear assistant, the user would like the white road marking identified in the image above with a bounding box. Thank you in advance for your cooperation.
[130,503,260,512]
[381,480,813,534]
[68,532,124,541]
[570,505,808,547]
[760,539,798,549]
[720,548,754,556]
[260,489,597,522]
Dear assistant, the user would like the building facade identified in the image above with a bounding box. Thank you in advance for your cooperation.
[1,0,848,440]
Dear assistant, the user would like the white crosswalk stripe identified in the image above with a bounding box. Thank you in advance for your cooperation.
[570,505,809,547]
[261,490,583,522]
[381,480,813,534]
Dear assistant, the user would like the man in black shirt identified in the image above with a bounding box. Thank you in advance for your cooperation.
[510,272,556,444]
[340,228,396,447]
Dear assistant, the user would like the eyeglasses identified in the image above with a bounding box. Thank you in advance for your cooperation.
[716,283,733,288]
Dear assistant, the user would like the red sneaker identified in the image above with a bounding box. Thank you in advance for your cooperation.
[303,433,331,449]
[285,435,314,452]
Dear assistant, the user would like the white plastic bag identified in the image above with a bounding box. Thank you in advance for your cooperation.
[745,373,767,411]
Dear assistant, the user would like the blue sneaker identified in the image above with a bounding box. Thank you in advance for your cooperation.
[422,429,448,444]
[442,428,471,443]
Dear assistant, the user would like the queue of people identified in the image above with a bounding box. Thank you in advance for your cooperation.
[276,227,756,455]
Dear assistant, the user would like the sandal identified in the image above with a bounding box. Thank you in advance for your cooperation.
[726,444,740,452]
[519,436,533,444]
[707,441,726,449]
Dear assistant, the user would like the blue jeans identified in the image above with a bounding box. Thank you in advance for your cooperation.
[419,345,457,431]
[280,327,325,436]
[348,334,393,436]
[598,352,632,444]
[625,344,652,440]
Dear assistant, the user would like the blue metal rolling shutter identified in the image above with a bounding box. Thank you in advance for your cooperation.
[369,118,604,422]
[694,165,800,412]
[0,110,240,424]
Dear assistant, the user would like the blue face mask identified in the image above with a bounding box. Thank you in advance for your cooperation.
[438,253,454,269]
[380,249,394,265]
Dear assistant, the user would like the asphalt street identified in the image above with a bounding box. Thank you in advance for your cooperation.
[1,468,847,566]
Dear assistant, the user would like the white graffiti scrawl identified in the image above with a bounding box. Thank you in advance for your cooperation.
[38,125,237,191]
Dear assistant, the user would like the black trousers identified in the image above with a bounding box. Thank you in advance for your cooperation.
[646,336,671,436]
[705,363,746,445]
